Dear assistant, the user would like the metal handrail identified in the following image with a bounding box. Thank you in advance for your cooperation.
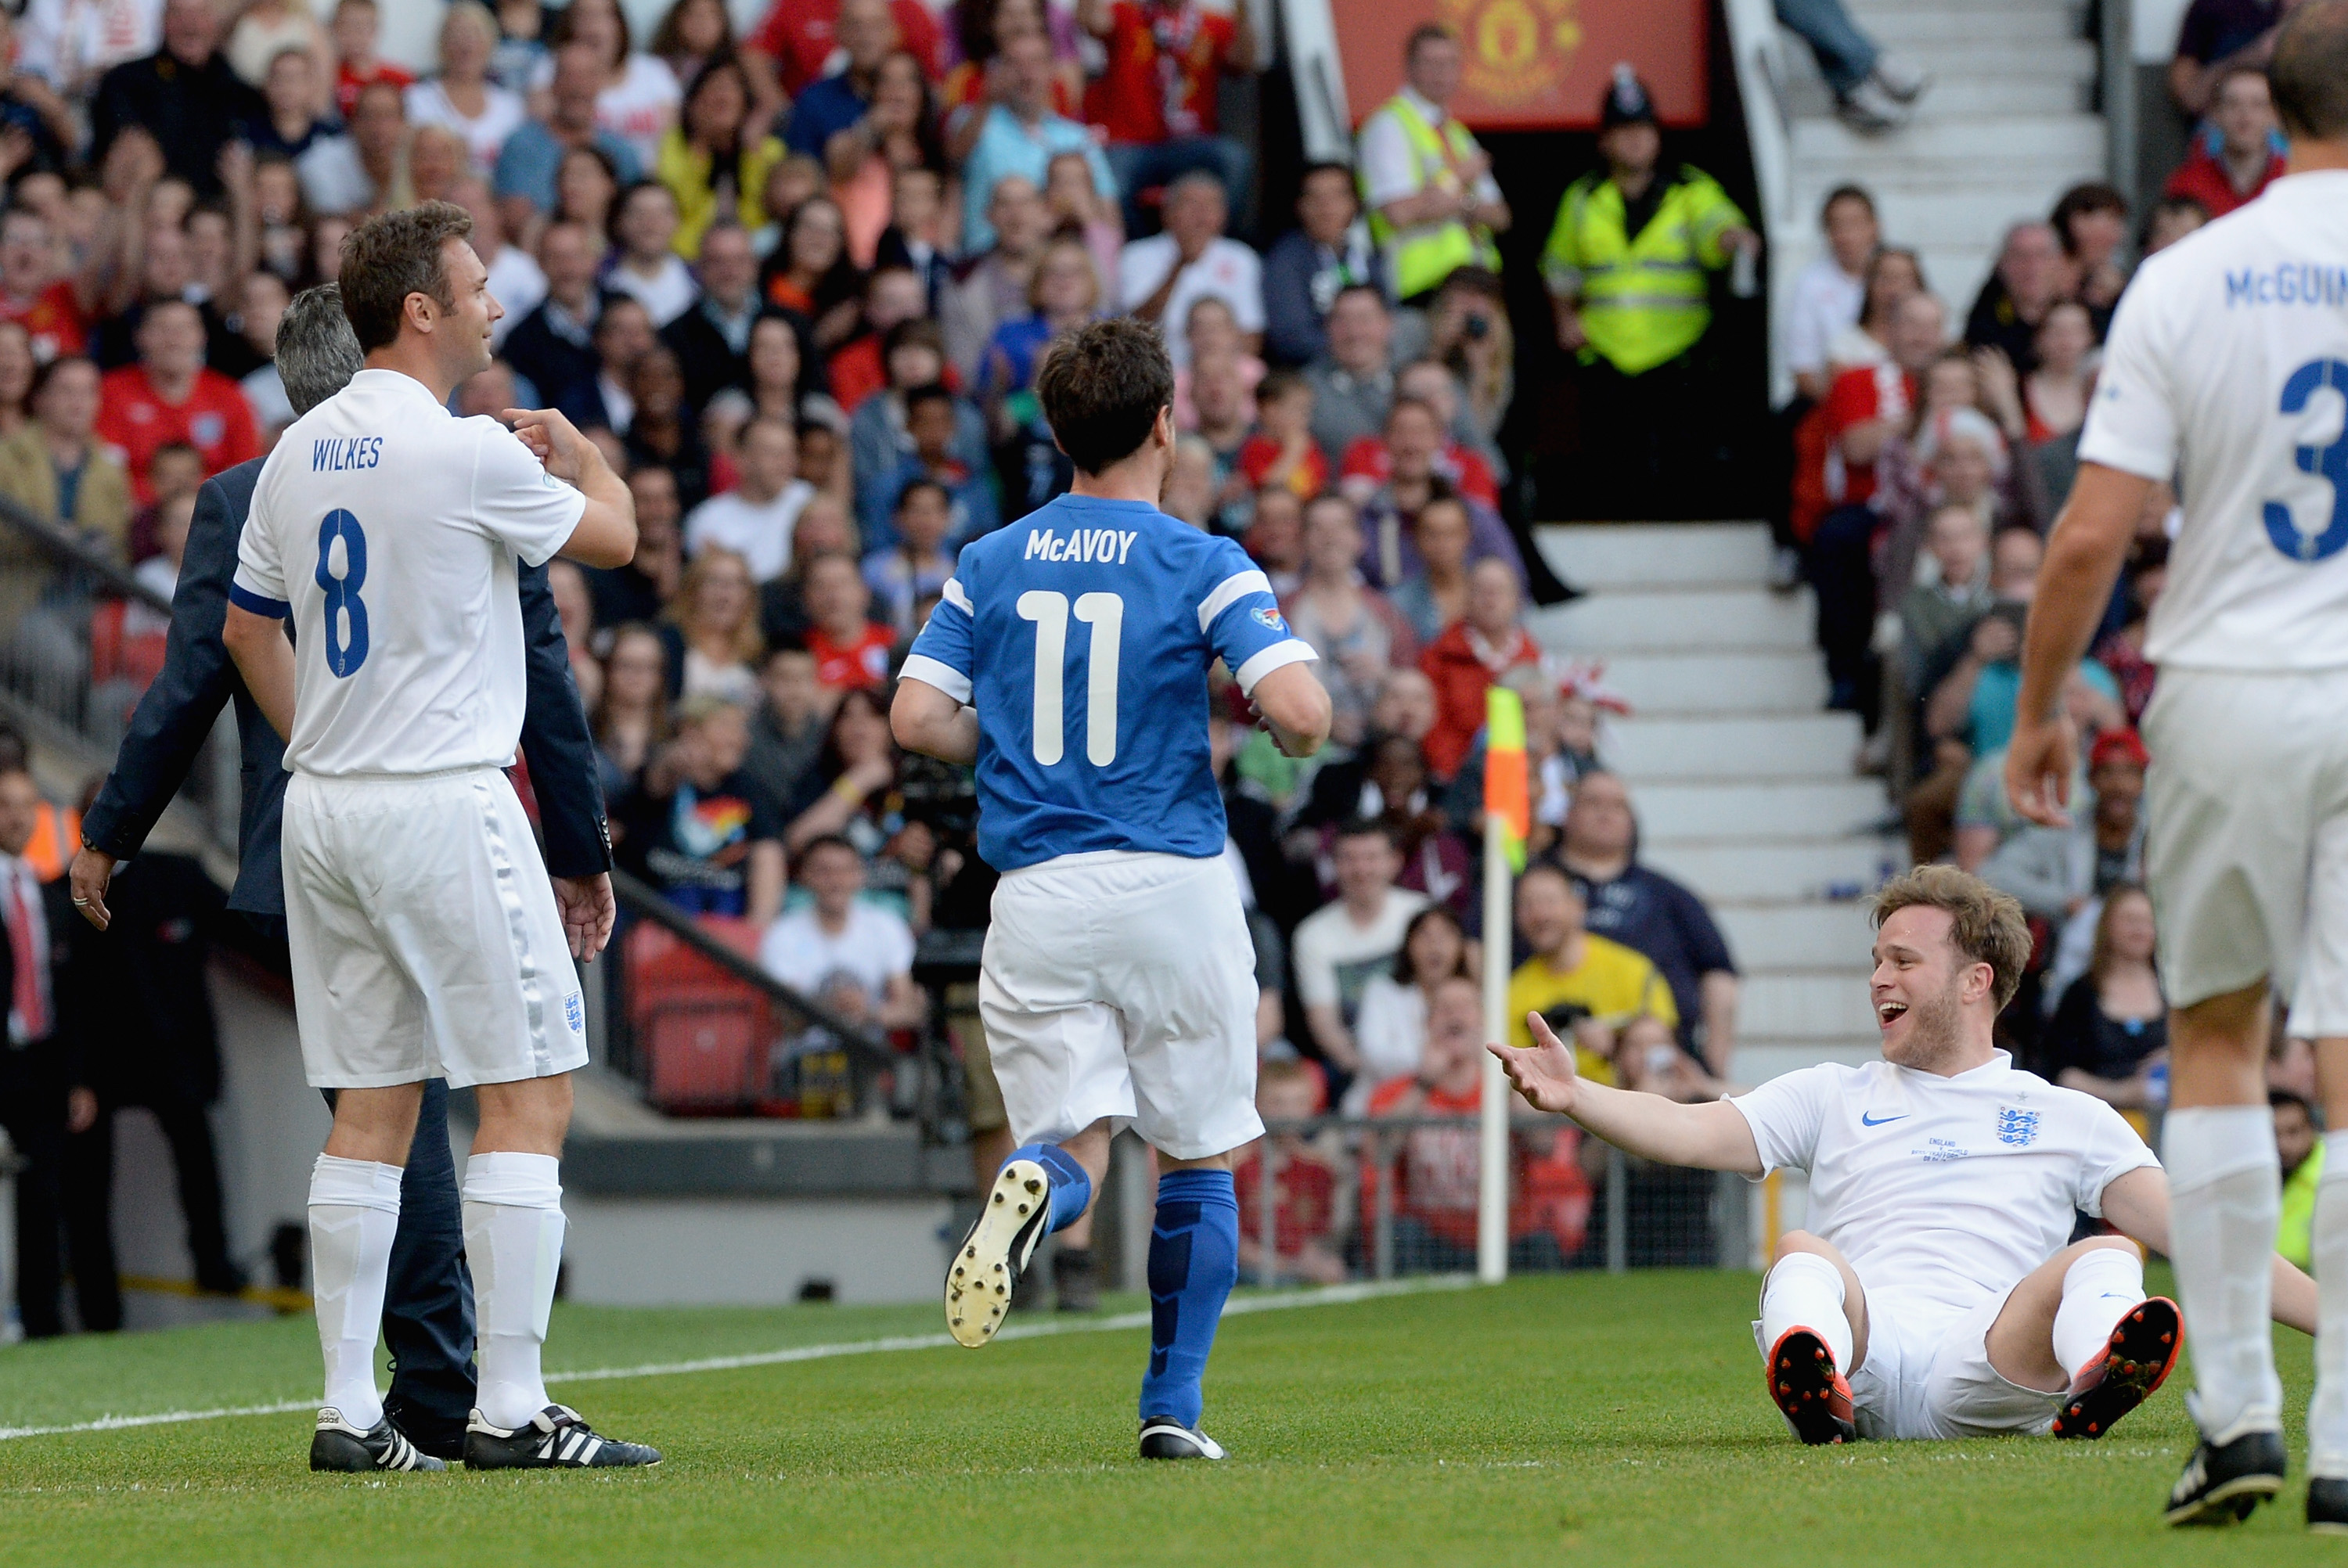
[0,490,171,614]
[607,865,894,1066]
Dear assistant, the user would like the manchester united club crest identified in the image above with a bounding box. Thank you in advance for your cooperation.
[1442,0,1581,108]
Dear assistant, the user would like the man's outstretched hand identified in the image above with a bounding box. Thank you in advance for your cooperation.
[553,873,616,962]
[1489,1011,1580,1117]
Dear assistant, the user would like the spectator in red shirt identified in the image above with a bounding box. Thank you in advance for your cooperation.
[1233,1059,1346,1285]
[1337,359,1500,511]
[1079,0,1257,235]
[800,550,898,692]
[2164,64,2286,220]
[751,0,945,98]
[826,266,931,414]
[1233,369,1327,500]
[0,208,90,363]
[1418,557,1540,779]
[94,300,259,505]
[1816,290,1946,517]
[327,0,414,122]
[1364,976,1591,1271]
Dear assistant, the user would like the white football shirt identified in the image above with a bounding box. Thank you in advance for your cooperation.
[1731,1052,2157,1318]
[232,368,586,777]
[2079,171,2348,672]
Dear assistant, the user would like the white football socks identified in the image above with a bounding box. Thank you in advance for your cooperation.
[2310,1130,2348,1479]
[2051,1245,2146,1381]
[1759,1252,1855,1372]
[2164,1105,2284,1443]
[309,1154,404,1431]
[463,1152,567,1431]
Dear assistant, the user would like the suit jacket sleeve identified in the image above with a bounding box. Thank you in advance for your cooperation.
[517,560,613,877]
[78,474,243,859]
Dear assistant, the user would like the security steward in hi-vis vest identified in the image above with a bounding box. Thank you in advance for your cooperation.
[1541,67,1759,514]
[1358,24,1511,306]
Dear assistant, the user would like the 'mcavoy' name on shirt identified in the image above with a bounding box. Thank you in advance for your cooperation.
[1024,526,1140,564]
[312,435,385,471]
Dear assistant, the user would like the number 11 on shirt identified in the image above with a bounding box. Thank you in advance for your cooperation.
[1018,590,1124,766]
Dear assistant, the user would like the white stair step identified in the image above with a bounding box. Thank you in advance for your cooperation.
[1791,114,2104,169]
[1733,1039,1882,1084]
[1530,587,1815,654]
[1644,838,1897,903]
[1742,971,1879,1038]
[1632,779,1888,843]
[1598,650,1828,717]
[1535,523,1774,591]
[1714,902,1878,971]
[1784,74,2093,120]
[1604,713,1864,782]
[1796,36,2098,81]
[1846,8,2080,43]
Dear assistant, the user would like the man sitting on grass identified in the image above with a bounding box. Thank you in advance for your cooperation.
[1491,864,2315,1448]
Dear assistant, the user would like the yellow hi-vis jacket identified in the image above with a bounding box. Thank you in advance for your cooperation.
[1540,164,1747,376]
[1362,93,1503,301]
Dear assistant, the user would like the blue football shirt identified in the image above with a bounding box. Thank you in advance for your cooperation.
[900,494,1316,872]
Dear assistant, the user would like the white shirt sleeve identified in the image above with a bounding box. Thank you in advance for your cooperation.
[1356,109,1419,209]
[2076,266,2181,482]
[1290,909,1341,1008]
[1224,243,1265,333]
[1784,264,1843,377]
[468,418,589,567]
[231,489,290,613]
[1727,1065,1835,1178]
[1118,237,1172,315]
[2073,1099,2162,1217]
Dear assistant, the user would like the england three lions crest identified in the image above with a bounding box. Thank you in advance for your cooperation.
[1996,1107,2041,1147]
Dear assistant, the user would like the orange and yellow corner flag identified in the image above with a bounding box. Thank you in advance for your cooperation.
[1484,686,1529,873]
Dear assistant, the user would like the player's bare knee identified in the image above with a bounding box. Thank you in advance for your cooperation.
[1771,1230,1828,1267]
[474,1073,574,1155]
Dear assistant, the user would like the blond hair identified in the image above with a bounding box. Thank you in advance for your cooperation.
[1870,864,2031,1010]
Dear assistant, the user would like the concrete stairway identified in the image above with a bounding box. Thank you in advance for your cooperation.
[1529,523,1897,1084]
[1764,0,2106,393]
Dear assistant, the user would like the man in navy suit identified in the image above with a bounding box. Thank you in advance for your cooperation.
[67,284,615,1460]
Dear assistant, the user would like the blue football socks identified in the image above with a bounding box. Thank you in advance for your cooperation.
[1140,1169,1240,1429]
[1008,1142,1093,1234]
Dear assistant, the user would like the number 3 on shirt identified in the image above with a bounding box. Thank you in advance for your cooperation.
[1017,590,1123,765]
[315,509,370,676]
[2263,358,2348,563]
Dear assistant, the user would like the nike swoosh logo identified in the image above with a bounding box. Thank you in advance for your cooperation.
[1860,1113,1907,1127]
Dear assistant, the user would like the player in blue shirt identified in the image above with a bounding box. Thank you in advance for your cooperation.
[893,318,1332,1460]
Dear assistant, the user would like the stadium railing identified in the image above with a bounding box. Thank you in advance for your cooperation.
[599,868,913,1124]
[0,491,239,846]
[1241,1114,1749,1286]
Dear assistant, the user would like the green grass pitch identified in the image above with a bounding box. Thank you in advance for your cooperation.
[0,1268,2336,1566]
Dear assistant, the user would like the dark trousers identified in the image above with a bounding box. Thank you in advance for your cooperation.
[1806,502,1882,714]
[63,1085,235,1291]
[2,1042,121,1336]
[240,910,477,1456]
[1564,352,1735,522]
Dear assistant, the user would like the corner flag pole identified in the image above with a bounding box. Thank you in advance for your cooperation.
[1478,688,1529,1285]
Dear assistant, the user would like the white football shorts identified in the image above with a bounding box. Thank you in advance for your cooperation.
[2141,667,2348,1032]
[281,767,589,1089]
[978,849,1262,1161]
[1845,1286,2062,1440]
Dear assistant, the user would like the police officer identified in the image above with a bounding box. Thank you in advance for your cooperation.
[1541,66,1759,516]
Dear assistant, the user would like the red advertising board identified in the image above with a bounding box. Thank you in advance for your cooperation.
[1334,0,1709,131]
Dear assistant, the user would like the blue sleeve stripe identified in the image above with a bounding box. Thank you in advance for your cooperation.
[941,577,973,614]
[227,582,292,618]
[899,653,973,706]
[1196,568,1272,633]
[1233,638,1316,696]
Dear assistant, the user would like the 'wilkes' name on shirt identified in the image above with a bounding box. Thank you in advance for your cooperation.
[312,435,384,471]
[1024,526,1140,565]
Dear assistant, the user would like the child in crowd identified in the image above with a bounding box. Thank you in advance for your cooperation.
[876,164,955,305]
[1044,149,1122,291]
[1233,1060,1348,1286]
[864,478,956,633]
[1243,484,1305,596]
[329,0,412,120]
[492,0,549,95]
[873,383,998,548]
[1233,371,1327,500]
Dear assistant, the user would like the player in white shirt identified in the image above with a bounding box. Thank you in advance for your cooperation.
[2005,1,2348,1527]
[1492,867,2315,1454]
[221,202,657,1474]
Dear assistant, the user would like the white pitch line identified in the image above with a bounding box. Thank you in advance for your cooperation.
[0,1275,1475,1444]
